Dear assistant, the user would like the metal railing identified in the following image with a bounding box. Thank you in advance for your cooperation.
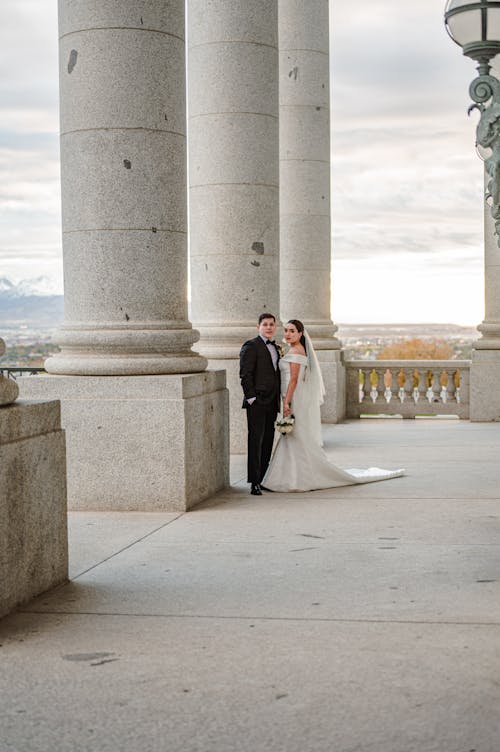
[345,359,471,419]
[0,367,45,380]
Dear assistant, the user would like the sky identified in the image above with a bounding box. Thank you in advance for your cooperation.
[0,1,488,325]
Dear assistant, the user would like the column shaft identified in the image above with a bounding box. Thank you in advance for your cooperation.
[279,0,339,349]
[476,171,500,347]
[471,170,500,419]
[47,0,206,375]
[188,0,280,357]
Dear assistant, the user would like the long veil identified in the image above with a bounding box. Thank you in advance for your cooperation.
[303,330,326,406]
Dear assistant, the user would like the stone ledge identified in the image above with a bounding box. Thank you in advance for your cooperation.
[18,371,226,401]
[0,400,68,618]
[0,400,62,444]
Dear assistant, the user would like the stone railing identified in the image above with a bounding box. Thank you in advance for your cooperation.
[345,360,471,419]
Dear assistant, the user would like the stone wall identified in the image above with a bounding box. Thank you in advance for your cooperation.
[0,400,68,618]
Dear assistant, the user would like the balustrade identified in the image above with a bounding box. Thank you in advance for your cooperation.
[345,360,470,418]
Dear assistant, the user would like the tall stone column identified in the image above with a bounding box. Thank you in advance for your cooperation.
[46,1,205,376]
[278,0,344,422]
[471,172,500,420]
[188,0,280,451]
[19,1,229,510]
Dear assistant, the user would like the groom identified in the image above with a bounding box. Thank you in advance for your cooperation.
[240,313,281,495]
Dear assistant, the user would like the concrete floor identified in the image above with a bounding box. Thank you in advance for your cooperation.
[1,420,500,752]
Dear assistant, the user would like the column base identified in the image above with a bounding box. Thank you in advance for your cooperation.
[45,352,208,376]
[318,349,346,424]
[470,348,500,421]
[0,401,68,618]
[18,372,229,511]
[45,325,208,375]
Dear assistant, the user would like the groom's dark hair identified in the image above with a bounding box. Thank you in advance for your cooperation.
[258,313,276,324]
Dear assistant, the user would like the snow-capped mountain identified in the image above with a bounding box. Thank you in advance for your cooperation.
[0,276,64,327]
[0,277,15,294]
[0,276,62,298]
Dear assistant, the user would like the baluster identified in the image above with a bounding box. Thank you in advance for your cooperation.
[454,368,461,404]
[397,368,406,403]
[439,369,449,403]
[369,368,379,403]
[445,367,456,403]
[425,369,434,403]
[362,368,371,403]
[413,368,421,403]
[383,368,393,403]
[358,369,364,404]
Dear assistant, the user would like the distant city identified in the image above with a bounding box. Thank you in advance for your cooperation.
[337,322,476,360]
[0,277,64,366]
[0,277,478,365]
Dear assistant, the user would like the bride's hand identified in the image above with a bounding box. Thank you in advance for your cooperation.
[283,403,291,417]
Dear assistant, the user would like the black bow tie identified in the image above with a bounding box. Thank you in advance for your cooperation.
[266,339,275,345]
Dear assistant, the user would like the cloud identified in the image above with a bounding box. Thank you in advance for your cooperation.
[0,1,488,322]
[330,0,485,274]
[0,3,61,286]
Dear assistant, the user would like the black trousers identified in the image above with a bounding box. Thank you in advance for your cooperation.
[246,400,278,484]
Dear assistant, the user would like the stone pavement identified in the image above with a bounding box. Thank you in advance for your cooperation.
[1,420,500,752]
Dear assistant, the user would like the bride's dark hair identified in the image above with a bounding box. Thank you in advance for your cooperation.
[287,319,306,352]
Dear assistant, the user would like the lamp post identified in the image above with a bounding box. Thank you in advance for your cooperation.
[445,1,500,243]
[445,0,500,418]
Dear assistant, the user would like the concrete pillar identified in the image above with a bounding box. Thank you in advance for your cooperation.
[188,0,280,451]
[47,1,205,376]
[278,0,344,423]
[19,2,229,511]
[471,171,500,420]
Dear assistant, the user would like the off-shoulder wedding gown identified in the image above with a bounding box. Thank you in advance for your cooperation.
[262,352,404,492]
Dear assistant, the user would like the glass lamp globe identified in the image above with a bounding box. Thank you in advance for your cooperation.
[445,0,500,63]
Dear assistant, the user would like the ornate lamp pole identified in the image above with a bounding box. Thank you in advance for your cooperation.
[445,0,500,418]
[445,1,500,243]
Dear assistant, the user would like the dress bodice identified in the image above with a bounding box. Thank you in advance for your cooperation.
[279,353,307,397]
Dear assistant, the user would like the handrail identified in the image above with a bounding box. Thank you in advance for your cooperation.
[0,367,46,380]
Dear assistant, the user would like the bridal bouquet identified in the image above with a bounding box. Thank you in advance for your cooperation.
[275,414,295,434]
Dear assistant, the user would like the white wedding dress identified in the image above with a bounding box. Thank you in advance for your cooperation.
[262,351,405,492]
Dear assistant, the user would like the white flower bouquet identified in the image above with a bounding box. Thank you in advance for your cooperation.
[275,414,295,434]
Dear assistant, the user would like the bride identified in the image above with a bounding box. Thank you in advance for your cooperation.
[262,319,405,492]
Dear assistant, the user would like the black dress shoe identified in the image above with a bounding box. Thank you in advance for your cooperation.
[250,483,262,496]
[259,485,274,492]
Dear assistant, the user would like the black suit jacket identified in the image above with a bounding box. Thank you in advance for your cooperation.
[239,336,281,410]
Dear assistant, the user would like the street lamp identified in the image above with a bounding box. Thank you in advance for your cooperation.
[445,0,500,244]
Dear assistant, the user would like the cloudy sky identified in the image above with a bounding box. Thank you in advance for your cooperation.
[0,1,487,324]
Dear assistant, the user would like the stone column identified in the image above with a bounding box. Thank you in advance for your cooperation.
[470,172,500,419]
[188,0,280,451]
[46,1,205,375]
[278,0,344,422]
[20,1,229,510]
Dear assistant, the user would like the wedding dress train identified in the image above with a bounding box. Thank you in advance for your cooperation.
[262,350,404,493]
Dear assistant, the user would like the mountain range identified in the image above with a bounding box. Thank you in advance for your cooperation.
[0,277,64,325]
[0,276,478,342]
